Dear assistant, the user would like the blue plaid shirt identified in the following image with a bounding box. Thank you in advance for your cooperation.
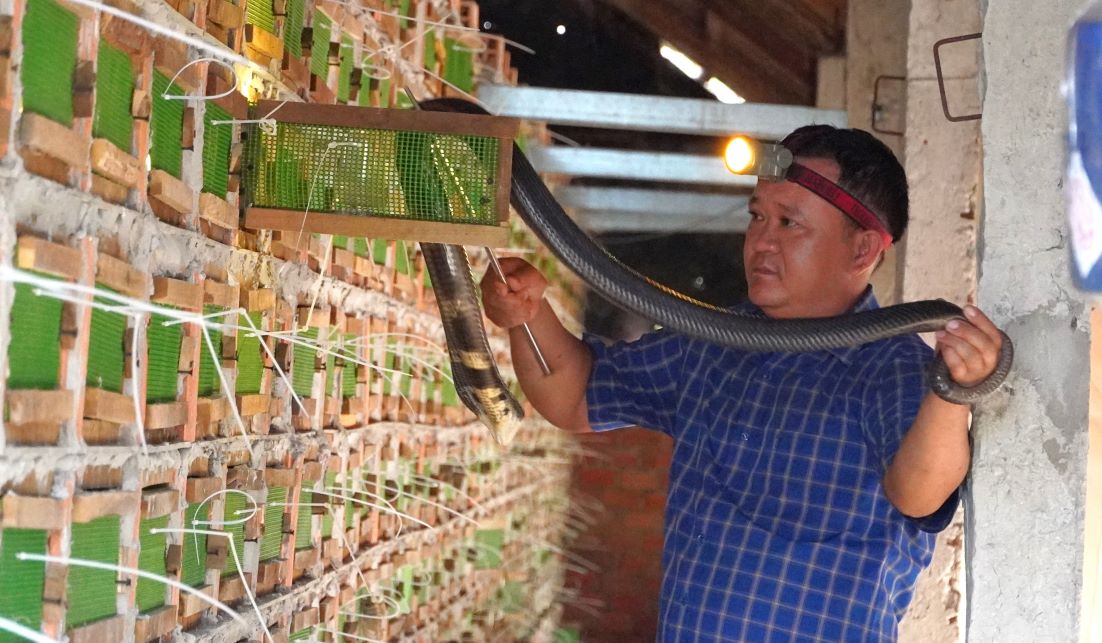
[584,289,957,642]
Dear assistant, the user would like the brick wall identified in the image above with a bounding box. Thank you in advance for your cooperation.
[564,427,672,641]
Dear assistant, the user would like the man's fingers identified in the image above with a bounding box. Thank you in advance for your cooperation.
[963,305,1004,346]
[944,319,997,366]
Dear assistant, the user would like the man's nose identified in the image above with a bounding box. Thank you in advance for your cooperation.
[749,223,780,252]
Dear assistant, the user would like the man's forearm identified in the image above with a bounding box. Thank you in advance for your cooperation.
[882,394,971,517]
[509,299,594,432]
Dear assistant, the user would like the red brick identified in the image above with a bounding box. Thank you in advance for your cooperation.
[624,512,661,530]
[618,470,662,492]
[602,488,645,510]
[577,468,616,486]
[643,491,668,511]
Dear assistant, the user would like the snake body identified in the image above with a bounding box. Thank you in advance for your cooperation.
[418,98,1013,440]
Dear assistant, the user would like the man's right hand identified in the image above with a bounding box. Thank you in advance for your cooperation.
[480,257,548,329]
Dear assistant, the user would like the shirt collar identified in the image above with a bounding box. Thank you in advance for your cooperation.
[731,287,879,364]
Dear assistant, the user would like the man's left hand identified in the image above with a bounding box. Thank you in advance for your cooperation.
[934,305,1004,388]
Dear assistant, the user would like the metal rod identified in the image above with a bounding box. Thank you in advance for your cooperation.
[485,247,552,376]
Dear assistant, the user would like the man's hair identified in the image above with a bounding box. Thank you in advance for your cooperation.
[781,125,909,242]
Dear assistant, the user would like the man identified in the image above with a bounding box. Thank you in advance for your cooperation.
[481,125,1004,641]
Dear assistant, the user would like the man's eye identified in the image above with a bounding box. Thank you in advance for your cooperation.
[780,217,797,228]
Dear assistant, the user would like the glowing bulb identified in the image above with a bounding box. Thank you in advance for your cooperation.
[556,24,566,35]
[724,136,755,174]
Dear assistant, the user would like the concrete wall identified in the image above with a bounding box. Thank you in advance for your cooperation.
[970,0,1093,640]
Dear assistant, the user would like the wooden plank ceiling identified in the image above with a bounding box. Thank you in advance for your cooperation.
[596,0,846,105]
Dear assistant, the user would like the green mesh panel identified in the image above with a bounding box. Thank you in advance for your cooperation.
[337,35,354,103]
[358,77,373,107]
[135,515,169,613]
[181,502,209,587]
[197,306,225,397]
[259,487,286,561]
[242,121,500,226]
[245,0,276,33]
[7,280,62,390]
[289,629,314,642]
[236,312,264,395]
[398,0,411,28]
[93,42,135,152]
[473,528,504,570]
[442,364,458,408]
[309,11,332,78]
[320,471,337,537]
[291,327,318,398]
[294,484,313,550]
[86,291,126,393]
[394,240,410,275]
[67,516,120,627]
[221,492,247,577]
[283,0,305,57]
[372,239,387,266]
[381,344,395,396]
[394,89,414,109]
[443,38,474,94]
[323,334,337,397]
[145,311,182,403]
[21,0,77,125]
[378,77,391,108]
[399,359,412,398]
[352,237,369,258]
[0,528,47,641]
[423,30,436,70]
[203,104,233,198]
[341,334,357,398]
[150,72,186,178]
[423,372,435,407]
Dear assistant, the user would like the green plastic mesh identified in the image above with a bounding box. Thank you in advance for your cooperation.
[323,333,337,397]
[86,290,127,393]
[283,0,305,57]
[394,89,414,109]
[442,363,458,407]
[21,0,77,125]
[67,516,120,628]
[221,492,247,577]
[292,327,318,398]
[337,35,354,103]
[378,77,391,108]
[473,528,504,570]
[395,240,410,275]
[7,280,62,390]
[135,515,169,613]
[203,104,233,198]
[236,311,265,395]
[443,38,474,94]
[398,0,411,28]
[423,30,436,70]
[320,471,337,537]
[358,77,373,107]
[197,306,225,397]
[381,343,395,396]
[309,10,332,78]
[294,483,313,550]
[353,237,369,258]
[372,239,387,266]
[260,486,286,561]
[150,72,186,178]
[93,42,135,152]
[181,502,209,587]
[341,334,358,398]
[289,628,314,641]
[242,121,501,226]
[146,311,182,403]
[0,528,47,641]
[245,0,276,33]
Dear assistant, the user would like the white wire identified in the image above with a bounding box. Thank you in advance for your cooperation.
[162,57,239,101]
[14,552,250,628]
[0,616,58,643]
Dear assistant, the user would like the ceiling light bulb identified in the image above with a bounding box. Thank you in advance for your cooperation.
[556,24,566,35]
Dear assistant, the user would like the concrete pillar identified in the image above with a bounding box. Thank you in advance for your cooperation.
[846,0,910,305]
[970,0,1092,641]
[897,1,983,640]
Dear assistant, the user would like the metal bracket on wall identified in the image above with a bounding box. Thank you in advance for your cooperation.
[871,75,906,136]
[934,32,983,122]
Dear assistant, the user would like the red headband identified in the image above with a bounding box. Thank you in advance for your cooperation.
[786,163,894,248]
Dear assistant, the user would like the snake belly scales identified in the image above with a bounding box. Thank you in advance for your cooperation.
[416,98,1014,446]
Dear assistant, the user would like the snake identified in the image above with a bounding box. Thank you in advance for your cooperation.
[417,98,1013,442]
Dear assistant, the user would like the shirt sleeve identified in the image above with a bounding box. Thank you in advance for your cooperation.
[584,330,685,436]
[863,337,958,533]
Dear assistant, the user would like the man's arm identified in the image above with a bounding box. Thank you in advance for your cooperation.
[882,305,1004,517]
[481,258,594,433]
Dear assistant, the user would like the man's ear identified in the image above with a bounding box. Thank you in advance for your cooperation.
[852,230,885,273]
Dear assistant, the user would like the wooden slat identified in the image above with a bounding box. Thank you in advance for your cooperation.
[184,476,223,503]
[140,487,179,518]
[206,0,243,27]
[96,253,148,298]
[5,390,74,424]
[198,192,239,230]
[245,24,284,59]
[1,494,66,530]
[84,387,138,424]
[90,174,129,205]
[71,490,139,522]
[245,208,510,247]
[146,401,187,429]
[252,99,519,139]
[90,138,143,188]
[203,279,239,308]
[149,169,194,215]
[152,276,203,309]
[19,113,86,167]
[16,236,83,279]
[241,288,275,312]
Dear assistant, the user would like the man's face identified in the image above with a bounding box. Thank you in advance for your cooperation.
[743,157,866,319]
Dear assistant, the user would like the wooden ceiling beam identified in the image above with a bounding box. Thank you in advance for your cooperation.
[700,0,842,56]
[601,0,813,104]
